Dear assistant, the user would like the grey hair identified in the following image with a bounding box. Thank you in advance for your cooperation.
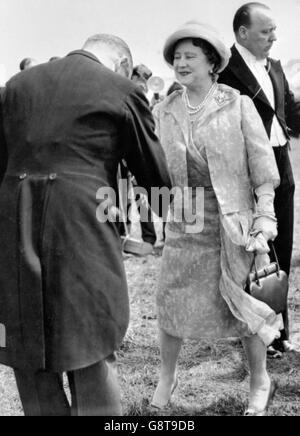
[83,34,133,69]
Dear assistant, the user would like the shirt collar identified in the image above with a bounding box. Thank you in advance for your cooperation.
[235,43,267,67]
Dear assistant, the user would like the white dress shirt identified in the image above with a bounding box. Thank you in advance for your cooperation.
[235,43,286,147]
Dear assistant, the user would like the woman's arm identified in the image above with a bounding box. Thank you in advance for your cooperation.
[240,96,279,252]
[240,95,280,190]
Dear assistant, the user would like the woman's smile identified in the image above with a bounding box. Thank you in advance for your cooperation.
[177,71,191,76]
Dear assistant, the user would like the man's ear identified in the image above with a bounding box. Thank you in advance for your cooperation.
[239,26,249,41]
[115,57,132,78]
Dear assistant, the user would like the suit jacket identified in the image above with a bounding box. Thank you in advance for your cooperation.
[219,45,300,139]
[153,84,279,236]
[0,50,171,371]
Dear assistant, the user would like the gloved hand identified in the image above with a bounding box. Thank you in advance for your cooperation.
[246,231,270,254]
[252,216,278,242]
[253,183,278,242]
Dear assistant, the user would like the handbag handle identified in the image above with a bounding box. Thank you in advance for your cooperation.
[252,241,280,285]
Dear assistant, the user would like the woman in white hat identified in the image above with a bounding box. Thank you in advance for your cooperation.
[151,21,282,416]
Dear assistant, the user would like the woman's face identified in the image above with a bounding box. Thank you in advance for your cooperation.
[173,39,213,88]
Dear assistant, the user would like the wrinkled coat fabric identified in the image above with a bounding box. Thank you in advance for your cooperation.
[154,85,282,345]
[0,50,171,372]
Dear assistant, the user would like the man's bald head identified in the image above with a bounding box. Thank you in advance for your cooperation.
[83,34,133,78]
[234,3,277,60]
[233,3,271,34]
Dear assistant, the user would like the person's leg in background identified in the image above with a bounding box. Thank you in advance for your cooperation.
[68,355,122,416]
[14,369,70,416]
[270,145,295,354]
[140,211,157,246]
[117,161,133,240]
[162,221,166,242]
[135,193,157,246]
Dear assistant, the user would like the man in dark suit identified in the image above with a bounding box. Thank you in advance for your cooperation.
[219,2,300,355]
[0,34,171,415]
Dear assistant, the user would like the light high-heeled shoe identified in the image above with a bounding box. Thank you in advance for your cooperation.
[151,377,179,410]
[244,380,278,416]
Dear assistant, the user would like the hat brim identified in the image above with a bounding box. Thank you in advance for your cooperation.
[163,25,230,73]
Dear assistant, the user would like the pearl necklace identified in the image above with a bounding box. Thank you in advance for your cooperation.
[182,82,217,115]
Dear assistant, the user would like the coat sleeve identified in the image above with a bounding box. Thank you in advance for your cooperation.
[241,95,280,190]
[122,87,172,217]
[0,88,8,186]
[283,73,300,136]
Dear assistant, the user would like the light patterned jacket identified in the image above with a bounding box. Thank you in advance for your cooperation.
[153,83,280,243]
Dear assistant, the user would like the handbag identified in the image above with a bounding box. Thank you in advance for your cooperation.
[245,242,288,314]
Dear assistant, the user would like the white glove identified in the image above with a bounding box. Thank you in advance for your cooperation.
[252,216,278,242]
[253,183,278,242]
[246,231,270,254]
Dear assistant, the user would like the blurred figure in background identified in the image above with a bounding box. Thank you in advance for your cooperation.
[19,57,38,71]
[149,76,166,111]
[131,63,152,93]
[150,92,165,111]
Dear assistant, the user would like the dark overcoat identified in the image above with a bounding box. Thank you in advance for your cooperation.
[219,45,300,139]
[0,50,171,372]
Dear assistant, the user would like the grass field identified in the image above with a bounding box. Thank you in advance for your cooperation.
[0,141,300,416]
[121,138,300,417]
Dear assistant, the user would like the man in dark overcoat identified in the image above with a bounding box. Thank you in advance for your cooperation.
[219,2,300,356]
[0,34,171,415]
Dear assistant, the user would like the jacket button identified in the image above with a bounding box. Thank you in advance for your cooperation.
[19,173,27,180]
[49,173,57,180]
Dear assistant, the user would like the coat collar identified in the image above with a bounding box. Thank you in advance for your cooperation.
[160,84,239,145]
[235,42,267,67]
[67,49,102,65]
[268,60,284,109]
[229,45,270,107]
[228,45,282,109]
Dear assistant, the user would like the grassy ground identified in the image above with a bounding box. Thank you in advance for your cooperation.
[120,137,300,417]
[1,140,300,416]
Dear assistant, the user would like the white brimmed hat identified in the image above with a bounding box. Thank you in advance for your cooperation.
[163,21,231,73]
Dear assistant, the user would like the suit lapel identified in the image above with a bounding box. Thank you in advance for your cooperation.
[228,46,272,109]
[268,60,284,111]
